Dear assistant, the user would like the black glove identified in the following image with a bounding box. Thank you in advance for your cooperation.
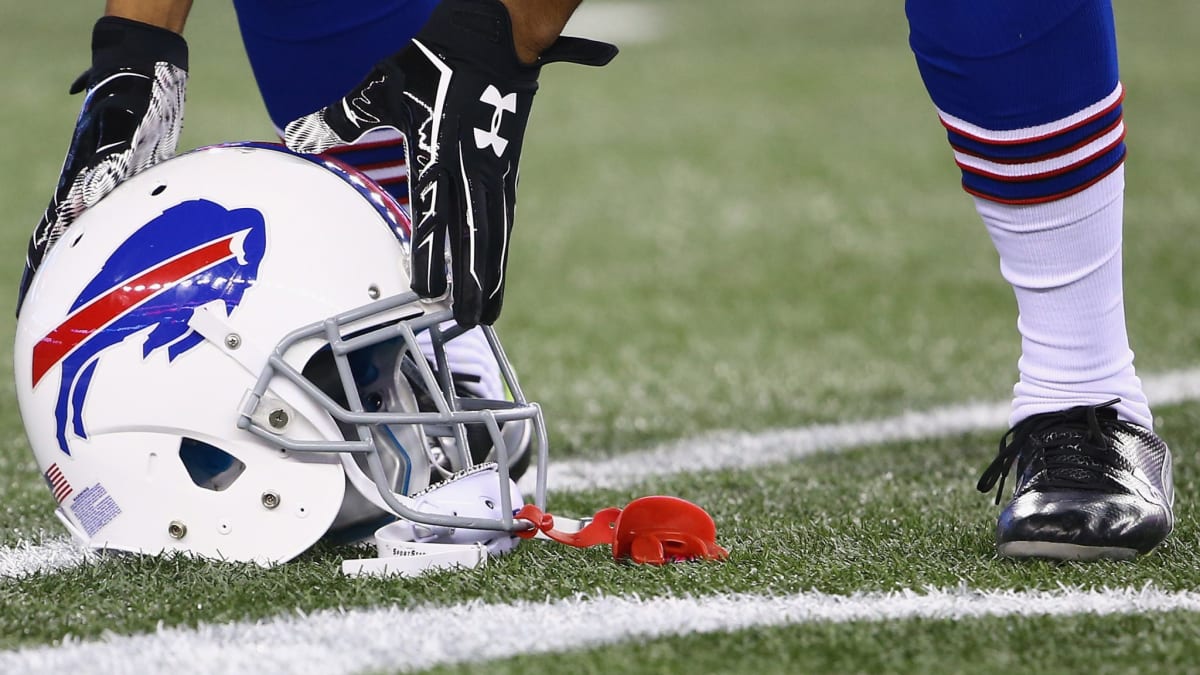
[18,17,188,315]
[284,0,616,327]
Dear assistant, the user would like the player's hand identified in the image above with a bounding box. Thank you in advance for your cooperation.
[284,0,616,328]
[18,18,188,315]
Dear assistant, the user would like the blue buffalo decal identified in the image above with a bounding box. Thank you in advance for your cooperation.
[32,199,267,455]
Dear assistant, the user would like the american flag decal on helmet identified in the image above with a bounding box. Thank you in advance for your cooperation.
[44,463,73,504]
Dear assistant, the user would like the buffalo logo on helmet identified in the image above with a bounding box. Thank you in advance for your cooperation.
[30,199,267,456]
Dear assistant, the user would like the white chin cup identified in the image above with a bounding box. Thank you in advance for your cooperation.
[341,465,525,578]
[393,464,525,554]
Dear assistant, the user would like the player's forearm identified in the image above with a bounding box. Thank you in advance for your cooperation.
[104,0,193,33]
[499,0,583,63]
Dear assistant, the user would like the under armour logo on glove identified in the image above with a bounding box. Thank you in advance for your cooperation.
[474,85,517,157]
[284,0,617,328]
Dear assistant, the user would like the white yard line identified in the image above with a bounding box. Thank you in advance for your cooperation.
[0,537,89,580]
[5,366,1200,581]
[3,586,1199,674]
[536,366,1200,491]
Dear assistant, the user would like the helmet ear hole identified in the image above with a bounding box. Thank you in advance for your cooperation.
[179,438,246,492]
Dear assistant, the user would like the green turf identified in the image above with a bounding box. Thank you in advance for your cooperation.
[4,401,1200,649]
[1,0,1199,672]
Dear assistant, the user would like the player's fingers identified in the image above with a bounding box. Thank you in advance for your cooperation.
[410,171,452,300]
[285,61,407,155]
[450,178,492,328]
[478,179,513,326]
[283,109,351,155]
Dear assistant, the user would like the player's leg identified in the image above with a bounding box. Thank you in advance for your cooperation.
[907,0,1173,559]
[232,0,437,206]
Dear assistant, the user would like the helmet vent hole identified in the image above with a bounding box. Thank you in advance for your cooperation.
[151,184,167,196]
[179,438,246,492]
[365,392,384,412]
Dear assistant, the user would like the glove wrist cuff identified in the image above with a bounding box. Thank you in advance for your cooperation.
[415,0,616,80]
[91,16,189,75]
[416,0,529,79]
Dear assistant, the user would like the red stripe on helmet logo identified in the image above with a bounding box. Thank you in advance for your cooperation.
[31,235,241,387]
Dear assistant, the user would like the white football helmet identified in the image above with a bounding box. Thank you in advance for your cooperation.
[14,143,548,565]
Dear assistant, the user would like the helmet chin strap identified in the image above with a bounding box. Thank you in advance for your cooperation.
[342,464,523,577]
[341,531,490,578]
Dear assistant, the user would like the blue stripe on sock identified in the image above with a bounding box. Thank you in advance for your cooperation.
[961,142,1125,204]
[946,105,1122,162]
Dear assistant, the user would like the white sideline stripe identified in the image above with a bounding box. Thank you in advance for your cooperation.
[536,367,1200,493]
[5,366,1200,581]
[3,586,1200,674]
[0,537,89,579]
[564,2,665,45]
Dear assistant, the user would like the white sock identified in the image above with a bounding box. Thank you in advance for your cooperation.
[416,323,504,401]
[976,166,1152,429]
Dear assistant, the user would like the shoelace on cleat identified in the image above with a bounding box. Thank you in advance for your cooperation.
[976,398,1135,504]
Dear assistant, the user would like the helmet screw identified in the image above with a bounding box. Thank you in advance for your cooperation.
[224,333,242,350]
[367,284,381,300]
[268,409,289,429]
[168,521,187,539]
[262,491,281,509]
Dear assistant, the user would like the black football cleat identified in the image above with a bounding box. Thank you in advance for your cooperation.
[976,399,1174,561]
